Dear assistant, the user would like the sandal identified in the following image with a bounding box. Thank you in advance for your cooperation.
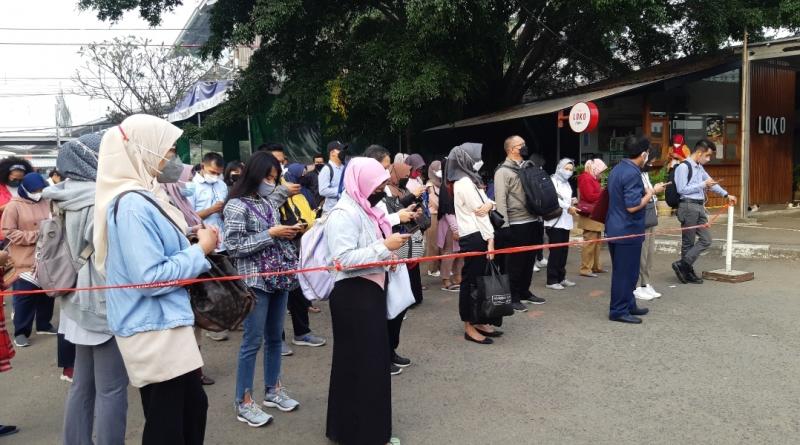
[308,305,322,314]
[441,284,460,292]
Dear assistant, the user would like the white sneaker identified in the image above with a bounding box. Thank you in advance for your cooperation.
[533,264,541,272]
[634,287,656,301]
[644,284,662,298]
[561,279,576,287]
[546,283,565,290]
[536,258,548,268]
[427,270,441,278]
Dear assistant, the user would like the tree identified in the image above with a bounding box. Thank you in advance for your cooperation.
[74,36,209,120]
[78,1,800,145]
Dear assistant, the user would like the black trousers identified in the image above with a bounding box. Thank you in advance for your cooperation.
[533,220,545,261]
[57,334,75,369]
[12,280,54,338]
[387,309,405,353]
[500,222,537,302]
[458,232,488,323]
[545,227,571,285]
[287,287,311,337]
[408,265,423,305]
[139,369,208,445]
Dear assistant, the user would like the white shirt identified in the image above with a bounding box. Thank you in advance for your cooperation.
[453,177,494,241]
[544,176,574,230]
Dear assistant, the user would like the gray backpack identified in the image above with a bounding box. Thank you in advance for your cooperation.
[34,206,93,297]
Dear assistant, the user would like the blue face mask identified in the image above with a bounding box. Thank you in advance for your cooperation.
[179,187,194,198]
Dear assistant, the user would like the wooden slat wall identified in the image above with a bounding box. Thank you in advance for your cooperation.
[749,62,795,204]
[706,165,740,208]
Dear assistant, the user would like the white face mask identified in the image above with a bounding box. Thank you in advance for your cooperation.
[27,192,42,202]
[204,174,220,184]
[472,160,484,172]
[434,170,442,178]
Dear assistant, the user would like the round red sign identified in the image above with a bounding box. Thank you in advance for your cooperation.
[568,101,599,133]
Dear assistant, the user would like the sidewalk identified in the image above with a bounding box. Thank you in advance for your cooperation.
[572,207,800,260]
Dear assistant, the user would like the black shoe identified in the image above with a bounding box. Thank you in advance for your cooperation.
[522,293,546,305]
[0,425,19,437]
[671,261,688,284]
[464,333,494,345]
[610,314,642,324]
[629,307,649,316]
[200,374,215,386]
[686,269,704,284]
[475,328,504,338]
[392,352,412,368]
[390,364,403,376]
[512,302,528,313]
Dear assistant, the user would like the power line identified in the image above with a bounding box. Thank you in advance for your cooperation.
[0,27,202,31]
[0,42,202,47]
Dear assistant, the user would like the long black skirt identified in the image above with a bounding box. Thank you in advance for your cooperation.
[327,277,392,445]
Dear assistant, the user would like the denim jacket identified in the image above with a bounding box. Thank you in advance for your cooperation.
[104,191,211,337]
[325,192,392,282]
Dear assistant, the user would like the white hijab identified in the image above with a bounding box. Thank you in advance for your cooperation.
[93,114,187,275]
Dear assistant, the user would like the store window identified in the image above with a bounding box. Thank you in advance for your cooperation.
[671,115,739,163]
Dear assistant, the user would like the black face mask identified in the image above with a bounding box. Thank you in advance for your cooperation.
[314,164,324,173]
[519,144,529,158]
[368,191,386,207]
[228,174,240,185]
[642,163,653,173]
[398,178,409,189]
[298,175,313,186]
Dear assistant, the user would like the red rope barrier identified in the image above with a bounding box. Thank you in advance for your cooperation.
[0,206,727,298]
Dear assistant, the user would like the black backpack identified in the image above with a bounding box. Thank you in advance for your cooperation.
[503,161,562,220]
[664,161,692,209]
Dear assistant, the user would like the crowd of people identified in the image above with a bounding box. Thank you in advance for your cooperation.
[0,114,736,444]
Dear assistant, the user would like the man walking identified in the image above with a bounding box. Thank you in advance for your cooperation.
[317,141,347,214]
[494,135,546,312]
[605,136,666,324]
[672,139,737,284]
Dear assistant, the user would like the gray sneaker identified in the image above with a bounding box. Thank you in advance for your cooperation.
[13,335,29,347]
[281,341,294,356]
[236,400,273,427]
[37,325,57,335]
[292,333,326,347]
[561,279,577,287]
[263,387,300,412]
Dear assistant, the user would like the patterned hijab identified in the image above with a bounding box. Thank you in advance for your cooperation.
[58,131,103,182]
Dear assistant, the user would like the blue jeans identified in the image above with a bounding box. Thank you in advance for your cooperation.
[234,288,288,403]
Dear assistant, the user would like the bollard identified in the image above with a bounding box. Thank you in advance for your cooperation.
[703,205,754,283]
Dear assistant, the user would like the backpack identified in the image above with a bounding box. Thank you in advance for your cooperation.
[664,161,692,209]
[34,206,93,297]
[503,162,562,220]
[298,215,335,301]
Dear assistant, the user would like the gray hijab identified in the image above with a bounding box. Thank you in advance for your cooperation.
[57,131,102,182]
[446,142,483,185]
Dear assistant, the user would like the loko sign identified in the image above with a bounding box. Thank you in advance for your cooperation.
[757,115,787,136]
[568,101,599,133]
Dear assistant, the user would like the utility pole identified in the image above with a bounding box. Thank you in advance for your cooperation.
[739,30,750,219]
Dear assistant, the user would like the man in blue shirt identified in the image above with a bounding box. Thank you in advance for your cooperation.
[605,136,666,324]
[317,141,347,214]
[188,152,228,251]
[672,139,737,284]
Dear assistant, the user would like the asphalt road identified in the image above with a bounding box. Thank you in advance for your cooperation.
[1,250,797,445]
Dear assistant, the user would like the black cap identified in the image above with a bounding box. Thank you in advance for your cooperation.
[327,140,348,152]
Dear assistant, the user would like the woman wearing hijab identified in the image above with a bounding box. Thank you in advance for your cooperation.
[2,172,55,349]
[224,152,303,428]
[0,158,33,243]
[437,159,463,291]
[404,153,426,194]
[43,132,130,445]
[545,159,579,290]
[325,157,409,445]
[424,160,442,277]
[449,143,499,344]
[94,114,217,445]
[577,159,608,277]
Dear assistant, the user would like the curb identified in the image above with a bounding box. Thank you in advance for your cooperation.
[568,236,800,261]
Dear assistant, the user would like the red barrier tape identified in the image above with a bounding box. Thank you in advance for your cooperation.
[0,206,727,298]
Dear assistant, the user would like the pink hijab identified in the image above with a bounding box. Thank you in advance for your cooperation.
[343,157,392,238]
[161,164,202,227]
[584,159,608,178]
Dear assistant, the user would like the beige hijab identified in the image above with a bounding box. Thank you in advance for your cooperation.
[93,114,186,274]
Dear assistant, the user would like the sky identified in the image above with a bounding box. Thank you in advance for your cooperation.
[0,0,201,136]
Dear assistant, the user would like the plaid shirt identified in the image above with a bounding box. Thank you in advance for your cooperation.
[223,195,277,292]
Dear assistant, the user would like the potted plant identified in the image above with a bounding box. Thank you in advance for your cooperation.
[649,166,673,216]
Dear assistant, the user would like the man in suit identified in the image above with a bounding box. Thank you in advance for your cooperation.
[605,136,666,324]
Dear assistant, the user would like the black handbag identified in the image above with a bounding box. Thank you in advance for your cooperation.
[644,200,658,228]
[475,261,514,320]
[113,191,255,332]
[473,184,505,230]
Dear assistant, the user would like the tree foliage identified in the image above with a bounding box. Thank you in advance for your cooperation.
[79,0,800,144]
[73,36,210,120]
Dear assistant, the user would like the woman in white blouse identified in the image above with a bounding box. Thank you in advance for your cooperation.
[448,143,499,345]
[545,158,579,290]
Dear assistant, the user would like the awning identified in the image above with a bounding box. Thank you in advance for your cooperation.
[168,80,232,123]
[425,80,658,131]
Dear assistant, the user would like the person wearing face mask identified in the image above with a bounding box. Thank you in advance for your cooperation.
[634,156,662,302]
[2,172,55,348]
[0,158,33,227]
[669,134,691,168]
[404,153,427,194]
[225,161,244,188]
[577,158,608,278]
[318,141,348,214]
[494,135,546,310]
[544,159,579,290]
[224,151,304,428]
[95,115,217,444]
[605,136,667,324]
[324,157,409,445]
[189,152,228,252]
[450,142,500,344]
[423,160,442,277]
[672,139,737,285]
